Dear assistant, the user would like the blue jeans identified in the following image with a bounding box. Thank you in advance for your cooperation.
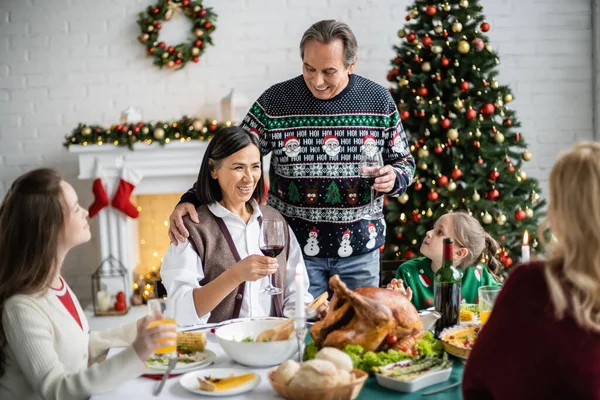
[304,250,380,298]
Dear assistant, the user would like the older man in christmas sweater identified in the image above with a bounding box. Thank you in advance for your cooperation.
[169,20,415,297]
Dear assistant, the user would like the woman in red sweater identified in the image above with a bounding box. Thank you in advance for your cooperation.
[463,142,600,399]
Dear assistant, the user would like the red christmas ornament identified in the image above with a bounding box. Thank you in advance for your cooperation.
[422,36,432,47]
[506,164,515,173]
[404,250,416,259]
[156,23,162,29]
[451,168,463,180]
[477,157,484,165]
[147,47,155,54]
[195,40,203,47]
[417,87,428,96]
[426,5,437,15]
[400,110,410,120]
[441,57,450,67]
[407,70,413,77]
[200,9,207,17]
[434,145,443,154]
[158,42,166,48]
[405,16,411,21]
[175,59,182,65]
[204,22,212,29]
[412,214,422,223]
[182,0,189,5]
[487,188,500,200]
[480,103,495,115]
[428,190,439,201]
[436,75,442,81]
[503,257,513,267]
[167,46,175,53]
[491,126,497,133]
[489,170,500,181]
[460,82,469,92]
[473,140,481,148]
[515,209,526,221]
[437,175,449,186]
[466,109,477,120]
[414,182,423,190]
[483,80,489,87]
[209,123,217,131]
[419,111,426,117]
[443,30,448,38]
[396,233,403,239]
[152,7,159,14]
[504,119,513,126]
[193,56,199,63]
[440,118,451,129]
[504,157,511,163]
[406,32,416,42]
[480,22,490,32]
[515,133,521,141]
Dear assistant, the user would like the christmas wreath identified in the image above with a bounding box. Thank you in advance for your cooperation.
[64,117,229,150]
[137,0,217,70]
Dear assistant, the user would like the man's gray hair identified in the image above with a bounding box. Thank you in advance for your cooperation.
[299,20,358,68]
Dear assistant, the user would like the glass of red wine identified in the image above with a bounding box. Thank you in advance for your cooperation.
[259,219,284,295]
[359,150,384,220]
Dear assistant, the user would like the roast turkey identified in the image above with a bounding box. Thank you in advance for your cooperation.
[310,275,424,352]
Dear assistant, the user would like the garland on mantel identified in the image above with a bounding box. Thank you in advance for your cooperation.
[63,117,231,150]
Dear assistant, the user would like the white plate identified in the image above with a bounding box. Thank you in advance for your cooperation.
[375,360,452,393]
[145,349,216,374]
[179,368,261,396]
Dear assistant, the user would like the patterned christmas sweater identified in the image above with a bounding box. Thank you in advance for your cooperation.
[181,74,415,258]
[396,257,502,311]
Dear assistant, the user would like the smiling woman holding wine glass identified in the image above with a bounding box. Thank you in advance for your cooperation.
[160,126,316,326]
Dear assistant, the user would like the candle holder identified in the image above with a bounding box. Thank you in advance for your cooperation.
[91,255,130,316]
[291,308,317,362]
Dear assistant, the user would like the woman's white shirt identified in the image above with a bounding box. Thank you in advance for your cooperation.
[160,201,313,327]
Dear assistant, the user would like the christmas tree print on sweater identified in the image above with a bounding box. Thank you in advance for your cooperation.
[287,181,300,204]
[303,228,320,257]
[365,222,378,249]
[325,182,341,204]
[338,229,353,258]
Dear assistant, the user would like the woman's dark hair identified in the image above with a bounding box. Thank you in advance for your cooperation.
[0,168,66,377]
[196,126,264,204]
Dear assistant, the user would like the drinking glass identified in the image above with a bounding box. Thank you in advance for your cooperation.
[147,298,177,358]
[478,286,502,324]
[259,219,284,295]
[359,151,384,220]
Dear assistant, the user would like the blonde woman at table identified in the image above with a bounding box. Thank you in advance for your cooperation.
[160,126,320,326]
[0,168,176,400]
[463,142,600,399]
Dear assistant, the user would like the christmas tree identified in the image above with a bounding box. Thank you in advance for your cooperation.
[325,182,342,204]
[383,0,545,269]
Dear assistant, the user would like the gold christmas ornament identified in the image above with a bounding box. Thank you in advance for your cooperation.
[422,61,431,72]
[426,208,433,217]
[447,128,459,141]
[140,34,149,42]
[494,132,505,143]
[448,182,457,192]
[530,191,540,203]
[486,44,493,52]
[457,40,470,54]
[424,129,431,137]
[167,61,175,68]
[522,151,533,161]
[195,28,204,37]
[142,126,149,134]
[400,79,409,86]
[418,148,429,158]
[459,0,469,7]
[482,212,493,224]
[191,47,200,56]
[519,170,527,180]
[81,127,92,136]
[194,5,201,12]
[429,115,439,124]
[472,190,480,201]
[397,29,407,38]
[454,99,464,110]
[153,127,165,139]
[434,25,444,34]
[497,100,504,107]
[450,76,457,84]
[491,80,499,89]
[497,213,507,225]
[162,52,169,59]
[504,94,513,103]
[526,207,534,218]
[410,9,419,18]
[454,59,460,67]
[399,193,409,204]
[475,129,481,137]
[147,26,154,32]
[418,161,429,170]
[192,119,204,131]
[442,3,451,11]
[452,22,463,32]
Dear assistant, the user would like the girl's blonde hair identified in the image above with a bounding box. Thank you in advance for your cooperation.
[540,142,600,332]
[449,211,503,281]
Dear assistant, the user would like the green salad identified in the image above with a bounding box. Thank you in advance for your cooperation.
[241,336,270,342]
[304,331,444,373]
[460,303,481,316]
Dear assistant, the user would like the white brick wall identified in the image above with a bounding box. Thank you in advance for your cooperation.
[0,0,594,304]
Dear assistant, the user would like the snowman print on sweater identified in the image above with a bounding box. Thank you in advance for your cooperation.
[303,228,320,257]
[283,135,302,158]
[338,230,354,258]
[365,223,378,250]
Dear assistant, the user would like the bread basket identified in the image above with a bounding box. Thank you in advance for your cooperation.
[268,369,368,400]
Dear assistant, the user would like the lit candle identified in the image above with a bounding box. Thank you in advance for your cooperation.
[521,230,530,263]
[295,263,305,321]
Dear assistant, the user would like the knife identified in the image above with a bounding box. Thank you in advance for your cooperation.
[154,357,177,396]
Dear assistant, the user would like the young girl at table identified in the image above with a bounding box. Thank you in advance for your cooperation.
[463,142,600,399]
[0,168,176,399]
[387,211,502,310]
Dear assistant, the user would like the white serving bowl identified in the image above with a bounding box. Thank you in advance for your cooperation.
[215,319,300,367]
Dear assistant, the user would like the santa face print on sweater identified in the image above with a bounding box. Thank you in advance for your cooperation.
[283,135,301,158]
[303,228,320,257]
[365,223,378,249]
[322,135,341,158]
[338,230,354,258]
[361,135,379,157]
[391,132,409,154]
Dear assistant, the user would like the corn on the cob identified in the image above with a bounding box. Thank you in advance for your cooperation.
[460,309,474,322]
[177,331,206,352]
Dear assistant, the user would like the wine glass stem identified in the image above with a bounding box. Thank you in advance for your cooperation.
[370,187,376,214]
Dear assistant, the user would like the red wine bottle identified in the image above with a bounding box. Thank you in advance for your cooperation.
[434,238,462,336]
[260,245,284,258]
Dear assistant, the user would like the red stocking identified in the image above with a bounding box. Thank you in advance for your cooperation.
[88,166,109,217]
[111,167,142,218]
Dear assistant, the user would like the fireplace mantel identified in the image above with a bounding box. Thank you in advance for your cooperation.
[70,141,209,302]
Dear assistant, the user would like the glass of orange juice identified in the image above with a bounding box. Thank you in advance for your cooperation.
[478,286,501,325]
[147,298,177,358]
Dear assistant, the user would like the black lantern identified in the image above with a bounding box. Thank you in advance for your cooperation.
[91,255,130,316]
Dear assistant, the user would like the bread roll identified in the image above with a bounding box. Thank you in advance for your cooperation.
[288,359,339,389]
[315,347,353,372]
[272,360,300,386]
